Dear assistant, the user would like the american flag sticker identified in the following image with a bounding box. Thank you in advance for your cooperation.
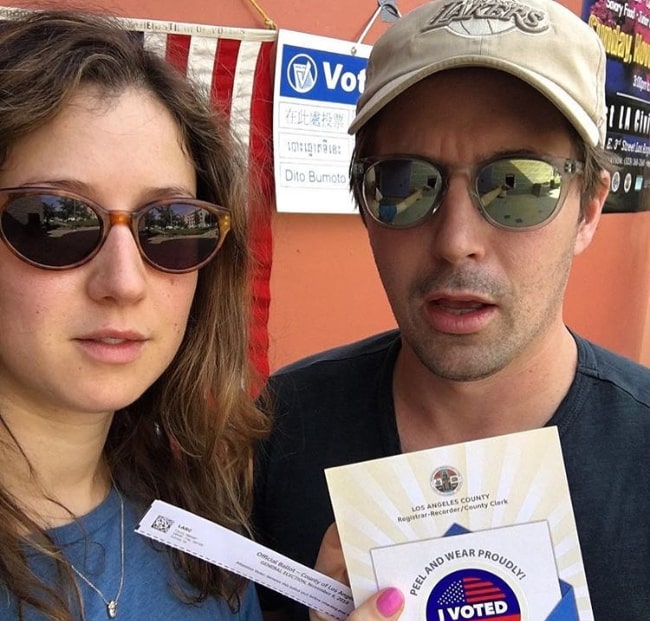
[427,569,520,620]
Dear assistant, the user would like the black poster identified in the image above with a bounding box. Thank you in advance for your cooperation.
[585,0,650,212]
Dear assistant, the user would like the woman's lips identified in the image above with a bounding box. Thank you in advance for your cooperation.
[75,330,147,364]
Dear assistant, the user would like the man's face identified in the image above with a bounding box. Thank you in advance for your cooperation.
[364,68,601,381]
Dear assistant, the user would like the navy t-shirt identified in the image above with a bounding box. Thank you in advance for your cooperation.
[253,330,650,621]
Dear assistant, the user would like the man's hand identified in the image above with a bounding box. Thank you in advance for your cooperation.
[314,523,348,585]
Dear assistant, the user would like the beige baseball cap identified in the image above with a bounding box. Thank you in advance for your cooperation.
[349,0,607,147]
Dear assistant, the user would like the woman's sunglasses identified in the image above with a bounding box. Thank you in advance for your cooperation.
[352,154,584,230]
[0,186,231,273]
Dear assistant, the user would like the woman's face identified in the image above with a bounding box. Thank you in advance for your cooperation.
[0,87,199,420]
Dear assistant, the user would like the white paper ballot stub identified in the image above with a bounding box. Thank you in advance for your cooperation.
[136,500,354,620]
[371,521,561,621]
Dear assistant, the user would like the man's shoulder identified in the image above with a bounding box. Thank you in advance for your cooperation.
[258,331,400,465]
[263,330,400,416]
[271,329,401,381]
[576,334,650,406]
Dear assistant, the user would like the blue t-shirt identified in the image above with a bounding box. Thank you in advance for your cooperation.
[2,489,262,621]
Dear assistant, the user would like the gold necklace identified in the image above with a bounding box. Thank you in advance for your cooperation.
[68,489,125,619]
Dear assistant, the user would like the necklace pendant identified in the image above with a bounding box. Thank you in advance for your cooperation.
[107,600,117,618]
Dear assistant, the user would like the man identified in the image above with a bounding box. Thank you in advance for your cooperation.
[254,0,650,619]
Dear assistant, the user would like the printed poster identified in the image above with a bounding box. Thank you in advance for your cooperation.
[585,0,650,212]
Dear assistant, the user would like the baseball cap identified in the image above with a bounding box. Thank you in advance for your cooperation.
[349,0,607,147]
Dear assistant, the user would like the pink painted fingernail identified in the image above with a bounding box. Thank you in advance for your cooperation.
[376,588,404,617]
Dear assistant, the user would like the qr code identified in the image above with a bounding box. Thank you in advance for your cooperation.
[151,515,174,533]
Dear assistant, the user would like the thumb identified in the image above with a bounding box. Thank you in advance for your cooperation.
[315,523,348,585]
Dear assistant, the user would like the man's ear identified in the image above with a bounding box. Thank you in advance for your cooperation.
[574,170,610,256]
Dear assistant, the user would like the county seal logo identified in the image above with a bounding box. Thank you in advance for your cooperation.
[426,569,521,621]
[431,466,462,495]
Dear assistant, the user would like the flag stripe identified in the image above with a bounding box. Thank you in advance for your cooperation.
[230,39,263,147]
[163,33,191,72]
[187,35,220,97]
[466,592,507,603]
[142,31,168,56]
[247,38,275,379]
[212,38,239,118]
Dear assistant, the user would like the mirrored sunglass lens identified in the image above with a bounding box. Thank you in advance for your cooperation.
[477,159,562,228]
[138,202,221,270]
[2,193,101,266]
[363,159,442,226]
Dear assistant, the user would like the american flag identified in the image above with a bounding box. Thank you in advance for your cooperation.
[137,18,277,381]
[437,574,507,605]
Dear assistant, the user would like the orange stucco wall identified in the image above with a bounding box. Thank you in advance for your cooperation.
[8,0,650,370]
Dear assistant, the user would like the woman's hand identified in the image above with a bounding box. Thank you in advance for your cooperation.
[345,588,404,621]
[310,523,404,621]
[309,587,404,621]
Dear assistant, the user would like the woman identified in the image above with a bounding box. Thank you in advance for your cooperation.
[0,8,265,620]
[0,9,403,621]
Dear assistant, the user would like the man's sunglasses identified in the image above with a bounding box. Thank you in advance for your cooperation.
[352,154,584,230]
[0,187,231,273]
